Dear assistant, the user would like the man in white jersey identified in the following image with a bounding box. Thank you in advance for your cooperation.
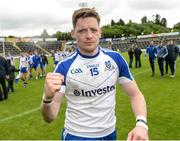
[53,49,61,67]
[41,8,148,140]
[18,52,29,87]
[28,51,34,79]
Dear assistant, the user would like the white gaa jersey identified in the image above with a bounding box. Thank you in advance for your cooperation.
[54,52,60,62]
[19,56,29,68]
[28,54,34,65]
[54,47,134,137]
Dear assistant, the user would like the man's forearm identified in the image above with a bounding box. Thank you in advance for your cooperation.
[40,101,59,123]
[122,81,147,118]
[130,92,147,118]
[40,92,63,123]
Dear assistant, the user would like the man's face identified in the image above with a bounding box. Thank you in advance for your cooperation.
[71,17,101,54]
[159,42,163,46]
[21,52,25,57]
[150,41,154,46]
[168,40,173,45]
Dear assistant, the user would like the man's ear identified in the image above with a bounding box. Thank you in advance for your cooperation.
[71,29,75,39]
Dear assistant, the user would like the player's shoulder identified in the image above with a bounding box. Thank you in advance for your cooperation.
[58,50,78,65]
[101,47,120,54]
[100,47,124,60]
[54,50,78,73]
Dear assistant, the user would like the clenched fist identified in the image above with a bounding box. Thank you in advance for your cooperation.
[44,72,64,99]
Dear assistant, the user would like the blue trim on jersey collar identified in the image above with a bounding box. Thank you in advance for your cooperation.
[77,47,100,58]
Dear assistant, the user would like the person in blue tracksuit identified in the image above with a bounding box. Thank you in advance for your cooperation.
[40,53,48,77]
[157,41,168,77]
[32,50,41,80]
[146,41,157,77]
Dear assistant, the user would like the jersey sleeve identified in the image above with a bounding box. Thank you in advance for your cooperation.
[53,51,78,94]
[115,53,134,84]
[102,49,134,84]
[54,62,66,94]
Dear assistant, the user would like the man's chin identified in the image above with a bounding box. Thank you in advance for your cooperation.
[78,46,98,54]
[84,46,97,52]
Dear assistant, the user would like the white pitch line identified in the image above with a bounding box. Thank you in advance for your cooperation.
[0,69,151,124]
[0,107,40,123]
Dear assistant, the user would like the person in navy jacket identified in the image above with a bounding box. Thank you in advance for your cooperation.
[0,55,9,101]
[146,41,157,76]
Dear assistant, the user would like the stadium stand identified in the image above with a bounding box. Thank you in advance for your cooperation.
[0,32,179,57]
[16,42,47,54]
[0,42,20,56]
[111,33,180,52]
[37,41,62,52]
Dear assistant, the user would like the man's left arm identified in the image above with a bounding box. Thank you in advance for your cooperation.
[121,80,148,140]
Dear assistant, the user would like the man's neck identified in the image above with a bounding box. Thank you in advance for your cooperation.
[78,47,99,56]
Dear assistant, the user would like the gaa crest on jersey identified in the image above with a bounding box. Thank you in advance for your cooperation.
[104,60,114,71]
[105,60,111,69]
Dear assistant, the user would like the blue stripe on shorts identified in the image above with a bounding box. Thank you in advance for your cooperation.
[61,129,116,140]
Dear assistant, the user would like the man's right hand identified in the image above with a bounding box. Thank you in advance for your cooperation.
[44,72,64,99]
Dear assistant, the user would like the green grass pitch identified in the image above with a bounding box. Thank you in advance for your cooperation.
[0,53,180,139]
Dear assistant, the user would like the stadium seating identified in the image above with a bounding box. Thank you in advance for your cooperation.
[110,34,180,52]
[37,41,62,52]
[1,34,179,57]
[0,42,20,56]
[16,42,46,54]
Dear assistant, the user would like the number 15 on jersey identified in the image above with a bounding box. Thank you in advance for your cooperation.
[90,68,99,76]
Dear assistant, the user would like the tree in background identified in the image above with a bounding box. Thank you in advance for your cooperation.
[111,19,116,26]
[173,22,180,31]
[117,19,125,26]
[55,31,72,41]
[161,18,167,27]
[53,14,178,40]
[141,16,147,24]
[153,14,161,25]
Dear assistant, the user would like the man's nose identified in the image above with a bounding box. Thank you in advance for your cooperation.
[86,30,93,39]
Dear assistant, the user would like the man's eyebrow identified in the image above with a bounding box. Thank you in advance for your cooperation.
[90,27,98,30]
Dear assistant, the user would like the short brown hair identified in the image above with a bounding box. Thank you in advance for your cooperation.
[72,8,100,28]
